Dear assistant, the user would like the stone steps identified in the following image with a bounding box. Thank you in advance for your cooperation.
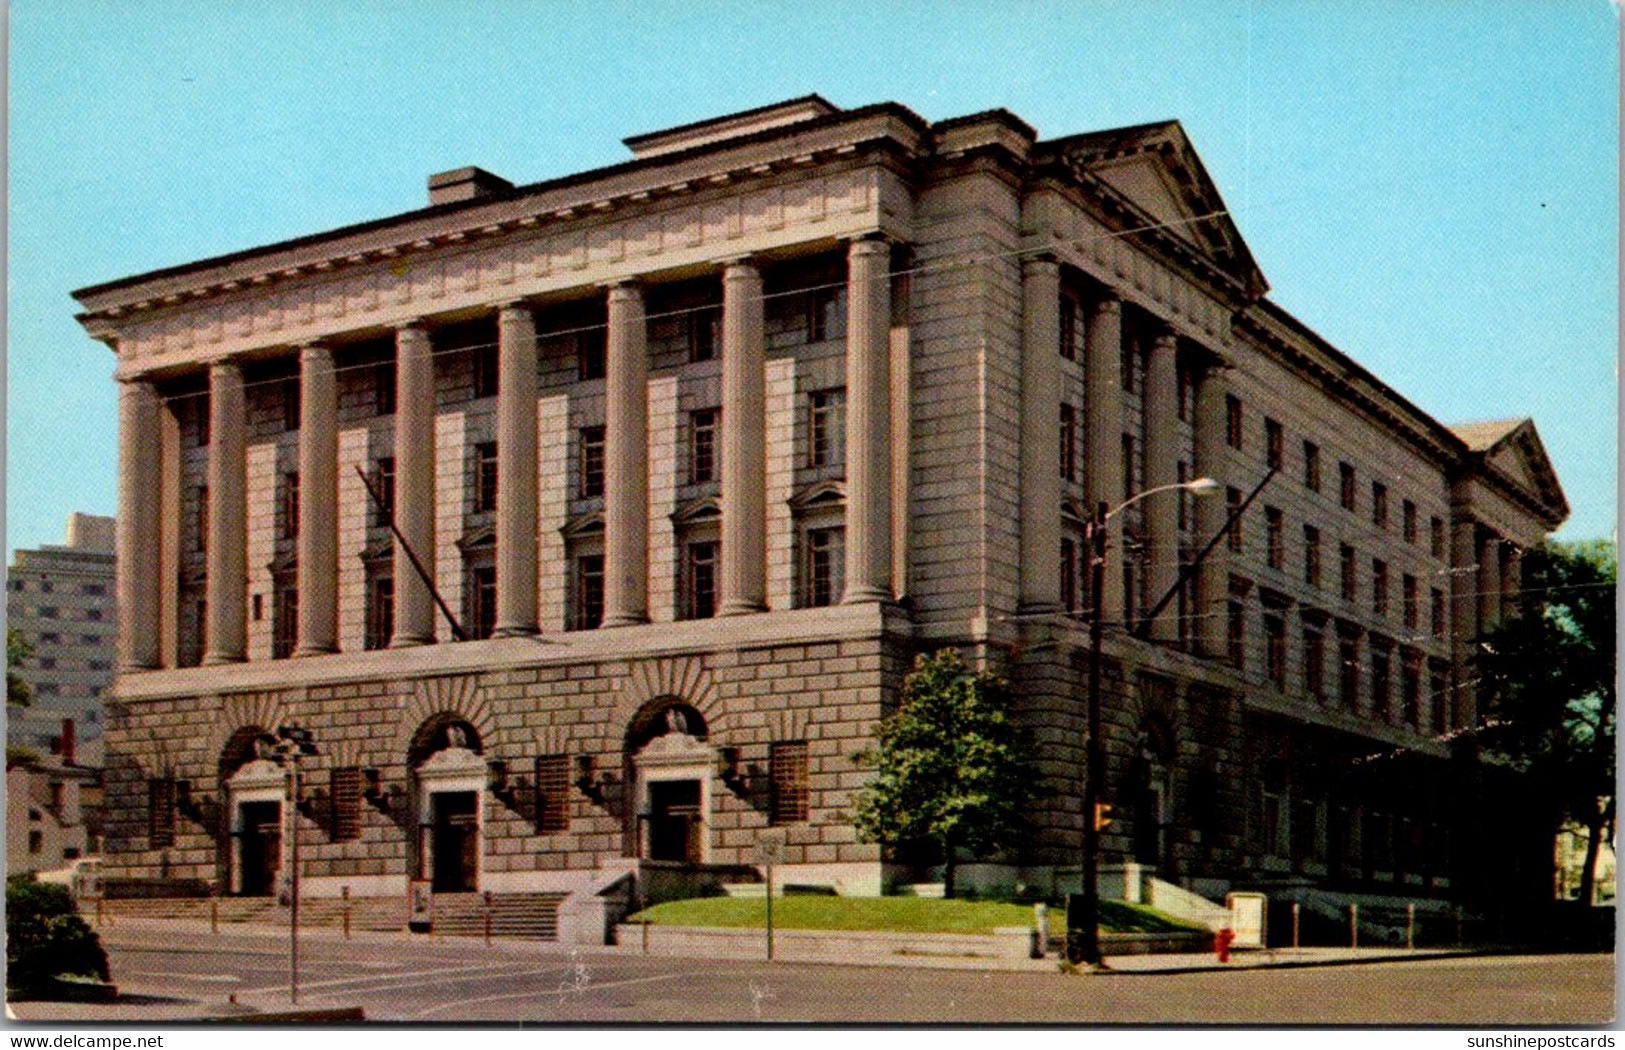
[427,892,569,940]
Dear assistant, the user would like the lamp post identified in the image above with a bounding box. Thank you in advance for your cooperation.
[259,725,317,1004]
[1069,477,1220,968]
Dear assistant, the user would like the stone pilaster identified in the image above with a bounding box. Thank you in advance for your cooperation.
[495,303,539,636]
[204,361,248,664]
[295,343,338,655]
[1142,326,1181,641]
[842,237,893,603]
[116,380,163,671]
[391,321,437,647]
[1191,360,1229,658]
[1502,544,1522,619]
[1086,295,1124,620]
[1019,256,1062,613]
[1477,528,1502,639]
[1449,516,1480,727]
[603,281,649,627]
[719,258,767,615]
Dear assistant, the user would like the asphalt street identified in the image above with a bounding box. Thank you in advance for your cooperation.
[13,924,1616,1025]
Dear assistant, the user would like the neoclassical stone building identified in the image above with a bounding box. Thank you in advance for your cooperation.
[74,96,1566,924]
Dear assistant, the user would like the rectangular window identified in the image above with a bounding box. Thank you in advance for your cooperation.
[770,741,810,825]
[1430,516,1446,559]
[1371,640,1393,721]
[1339,633,1361,711]
[1403,499,1418,544]
[1264,612,1287,689]
[1265,418,1283,470]
[365,573,393,651]
[688,306,720,363]
[806,528,841,608]
[1226,487,1243,552]
[1227,593,1247,668]
[1303,441,1321,491]
[1372,481,1389,528]
[283,376,301,432]
[579,426,606,499]
[1177,462,1191,531]
[808,389,845,469]
[470,565,497,639]
[473,345,499,400]
[690,409,719,484]
[375,362,396,416]
[330,767,363,843]
[272,577,298,659]
[1372,560,1389,617]
[1304,525,1322,587]
[1059,294,1079,361]
[535,754,571,834]
[1266,507,1284,570]
[1431,672,1449,733]
[1403,574,1419,629]
[575,554,605,630]
[280,472,301,541]
[1120,332,1137,394]
[1176,362,1193,422]
[1340,544,1357,602]
[148,778,176,848]
[684,541,718,620]
[195,485,210,554]
[1339,462,1357,511]
[1060,537,1078,615]
[1401,650,1423,727]
[196,394,211,447]
[1303,619,1326,699]
[474,442,498,513]
[372,458,396,528]
[578,328,607,381]
[1059,405,1078,482]
[1226,395,1244,449]
[806,287,842,344]
[1122,435,1137,500]
[1431,588,1447,641]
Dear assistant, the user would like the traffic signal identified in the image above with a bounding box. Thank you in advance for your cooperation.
[1093,802,1115,831]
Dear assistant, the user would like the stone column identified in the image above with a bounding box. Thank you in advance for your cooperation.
[1142,326,1181,642]
[602,281,650,627]
[720,259,767,615]
[843,236,893,603]
[1449,516,1479,727]
[391,321,437,647]
[204,362,248,664]
[1477,528,1502,637]
[1502,544,1522,619]
[1018,256,1062,614]
[494,303,539,636]
[116,380,163,671]
[1086,295,1124,621]
[295,344,338,655]
[1191,360,1229,658]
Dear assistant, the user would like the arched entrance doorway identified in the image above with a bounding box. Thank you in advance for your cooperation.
[1130,716,1177,872]
[625,702,713,865]
[410,718,485,893]
[225,753,286,897]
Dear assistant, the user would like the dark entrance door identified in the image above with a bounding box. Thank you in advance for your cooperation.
[430,791,478,892]
[238,800,281,897]
[647,779,702,863]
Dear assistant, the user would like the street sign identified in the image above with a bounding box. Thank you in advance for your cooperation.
[754,830,785,866]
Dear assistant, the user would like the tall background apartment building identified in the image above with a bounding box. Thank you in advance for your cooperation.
[70,98,1565,937]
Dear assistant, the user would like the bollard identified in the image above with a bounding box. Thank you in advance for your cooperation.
[641,919,651,955]
[483,890,493,946]
[211,897,219,936]
[342,886,352,941]
[1291,902,1300,949]
[1406,902,1415,950]
[1033,903,1048,959]
[1350,902,1359,948]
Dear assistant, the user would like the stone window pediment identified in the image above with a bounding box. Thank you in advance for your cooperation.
[789,480,845,511]
[561,510,604,539]
[266,549,299,575]
[457,524,496,554]
[670,495,721,526]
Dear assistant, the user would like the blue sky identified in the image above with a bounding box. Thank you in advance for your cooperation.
[8,1,1617,554]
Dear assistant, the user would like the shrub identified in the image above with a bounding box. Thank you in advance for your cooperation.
[6,874,109,994]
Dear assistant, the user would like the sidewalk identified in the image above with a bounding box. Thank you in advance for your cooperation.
[1087,945,1482,974]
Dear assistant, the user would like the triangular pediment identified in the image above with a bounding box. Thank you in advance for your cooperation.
[1047,120,1267,297]
[1452,417,1570,525]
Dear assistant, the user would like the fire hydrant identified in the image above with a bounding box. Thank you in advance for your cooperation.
[1214,927,1236,964]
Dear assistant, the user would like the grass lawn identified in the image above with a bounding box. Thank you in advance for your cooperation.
[626,896,1202,937]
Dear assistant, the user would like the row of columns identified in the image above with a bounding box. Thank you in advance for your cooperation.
[116,236,896,670]
[1017,256,1228,653]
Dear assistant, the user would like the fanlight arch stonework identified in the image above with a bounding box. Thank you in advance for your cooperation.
[610,656,721,737]
[391,674,496,758]
[202,690,294,774]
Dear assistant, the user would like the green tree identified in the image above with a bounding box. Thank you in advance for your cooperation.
[8,627,34,708]
[851,649,1045,898]
[6,874,110,995]
[1477,540,1616,905]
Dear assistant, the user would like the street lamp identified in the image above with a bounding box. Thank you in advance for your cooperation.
[1069,477,1220,968]
[258,725,318,1004]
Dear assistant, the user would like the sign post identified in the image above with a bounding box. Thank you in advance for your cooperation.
[755,831,785,962]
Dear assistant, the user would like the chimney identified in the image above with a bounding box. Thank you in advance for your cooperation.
[427,166,513,206]
[58,718,76,765]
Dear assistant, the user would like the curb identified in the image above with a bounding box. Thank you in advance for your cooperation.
[1090,948,1490,976]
